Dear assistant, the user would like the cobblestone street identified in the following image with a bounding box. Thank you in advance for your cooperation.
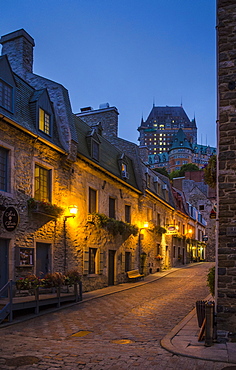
[0,263,231,369]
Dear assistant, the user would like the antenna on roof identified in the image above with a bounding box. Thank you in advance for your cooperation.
[153,97,155,107]
[180,97,183,107]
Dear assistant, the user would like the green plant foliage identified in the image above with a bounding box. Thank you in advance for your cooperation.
[93,213,138,236]
[169,163,199,180]
[65,270,81,286]
[16,275,40,290]
[28,198,64,217]
[153,225,167,234]
[203,155,216,188]
[207,266,215,297]
[153,167,169,178]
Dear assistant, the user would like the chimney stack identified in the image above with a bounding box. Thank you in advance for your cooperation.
[0,29,35,78]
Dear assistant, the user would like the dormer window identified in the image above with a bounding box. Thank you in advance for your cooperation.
[39,108,51,135]
[92,140,99,161]
[121,163,129,179]
[0,79,13,112]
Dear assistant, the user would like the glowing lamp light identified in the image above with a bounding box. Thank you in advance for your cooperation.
[68,205,78,217]
[188,229,193,234]
[143,222,149,229]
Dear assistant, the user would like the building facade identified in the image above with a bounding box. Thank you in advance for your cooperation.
[217,0,236,332]
[0,29,206,297]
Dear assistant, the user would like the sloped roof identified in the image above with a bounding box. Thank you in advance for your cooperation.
[141,105,196,128]
[74,116,139,191]
[169,128,193,151]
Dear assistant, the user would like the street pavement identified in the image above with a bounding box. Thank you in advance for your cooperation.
[0,262,235,370]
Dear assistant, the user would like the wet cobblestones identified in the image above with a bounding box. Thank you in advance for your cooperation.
[0,264,231,369]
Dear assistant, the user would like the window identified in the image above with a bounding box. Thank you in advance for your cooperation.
[0,147,9,192]
[89,187,97,213]
[92,140,99,161]
[125,252,131,272]
[199,205,204,211]
[125,205,131,223]
[89,248,97,274]
[34,164,51,202]
[39,108,51,135]
[0,80,13,111]
[109,197,116,219]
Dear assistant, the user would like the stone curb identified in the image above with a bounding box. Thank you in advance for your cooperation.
[161,296,236,364]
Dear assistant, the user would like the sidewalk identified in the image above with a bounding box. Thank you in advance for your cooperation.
[2,264,236,365]
[161,304,236,364]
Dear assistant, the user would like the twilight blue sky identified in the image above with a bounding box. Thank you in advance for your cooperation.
[1,0,216,147]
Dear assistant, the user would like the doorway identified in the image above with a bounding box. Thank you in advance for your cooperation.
[36,242,50,277]
[0,239,9,293]
[108,250,116,286]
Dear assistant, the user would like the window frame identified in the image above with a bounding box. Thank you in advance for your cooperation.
[33,160,53,203]
[0,141,13,195]
[88,187,97,214]
[89,247,97,274]
[109,197,116,219]
[0,79,13,112]
[125,204,131,223]
[92,139,99,161]
[39,107,51,136]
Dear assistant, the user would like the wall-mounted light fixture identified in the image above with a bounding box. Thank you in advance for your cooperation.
[65,205,78,219]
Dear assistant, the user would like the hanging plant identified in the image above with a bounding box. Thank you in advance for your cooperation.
[92,213,138,236]
[28,198,64,217]
[153,225,167,235]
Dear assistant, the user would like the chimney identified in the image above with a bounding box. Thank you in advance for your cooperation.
[138,146,149,163]
[0,29,35,78]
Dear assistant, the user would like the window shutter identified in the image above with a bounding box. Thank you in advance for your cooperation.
[83,246,89,275]
[98,250,104,275]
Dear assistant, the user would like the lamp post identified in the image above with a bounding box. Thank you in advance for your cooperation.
[64,205,78,274]
[138,222,149,274]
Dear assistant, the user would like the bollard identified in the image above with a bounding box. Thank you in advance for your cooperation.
[205,301,214,347]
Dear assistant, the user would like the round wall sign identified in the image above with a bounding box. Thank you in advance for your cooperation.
[3,206,19,231]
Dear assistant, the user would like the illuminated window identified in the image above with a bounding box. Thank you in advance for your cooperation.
[34,164,51,202]
[0,80,13,111]
[153,124,157,127]
[39,108,51,135]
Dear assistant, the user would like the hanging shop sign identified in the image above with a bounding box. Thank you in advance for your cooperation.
[3,206,19,232]
[166,225,178,235]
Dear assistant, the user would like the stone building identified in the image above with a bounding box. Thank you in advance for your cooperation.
[137,105,197,155]
[78,105,207,269]
[0,29,207,296]
[217,0,236,332]
[173,171,216,262]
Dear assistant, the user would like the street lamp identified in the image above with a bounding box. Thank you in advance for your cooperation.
[64,205,78,273]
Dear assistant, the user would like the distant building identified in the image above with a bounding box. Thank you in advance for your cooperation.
[138,105,215,172]
[138,105,197,156]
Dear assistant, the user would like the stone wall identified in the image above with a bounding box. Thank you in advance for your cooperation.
[217,0,236,331]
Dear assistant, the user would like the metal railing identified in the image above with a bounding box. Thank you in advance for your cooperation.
[0,280,13,324]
